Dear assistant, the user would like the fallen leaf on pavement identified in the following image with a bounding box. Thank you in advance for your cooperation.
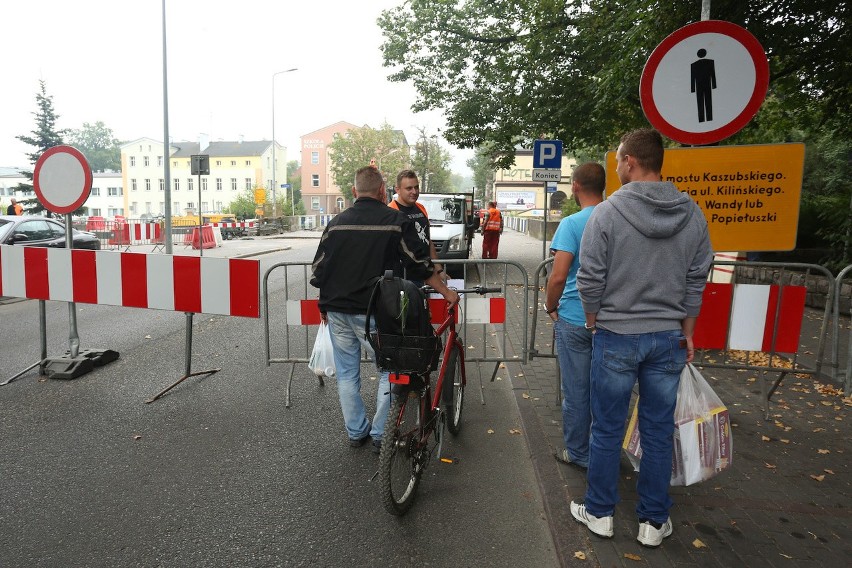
[133,435,142,440]
[487,429,495,434]
[780,553,793,559]
[813,428,825,432]
[508,429,521,435]
[765,463,777,469]
[818,449,830,454]
[810,474,825,482]
[825,469,835,475]
[624,553,642,561]
[522,393,530,399]
[761,435,771,442]
[573,551,586,560]
[692,539,707,548]
[780,439,790,444]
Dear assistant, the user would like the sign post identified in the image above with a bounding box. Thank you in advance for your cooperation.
[533,140,563,259]
[191,155,210,256]
[32,145,119,379]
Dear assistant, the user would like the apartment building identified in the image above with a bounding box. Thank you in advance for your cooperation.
[121,137,284,217]
[300,121,358,214]
[1,167,123,217]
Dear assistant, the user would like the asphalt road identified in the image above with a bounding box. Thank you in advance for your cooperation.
[0,240,559,567]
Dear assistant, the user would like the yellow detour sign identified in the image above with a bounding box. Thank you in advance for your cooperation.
[605,143,805,251]
[254,188,266,205]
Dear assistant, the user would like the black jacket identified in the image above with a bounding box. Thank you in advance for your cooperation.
[310,197,434,314]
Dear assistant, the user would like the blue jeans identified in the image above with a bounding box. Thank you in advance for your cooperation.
[326,312,390,440]
[584,328,686,524]
[554,319,593,467]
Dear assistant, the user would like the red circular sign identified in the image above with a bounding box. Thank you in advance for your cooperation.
[33,145,93,214]
[640,20,769,145]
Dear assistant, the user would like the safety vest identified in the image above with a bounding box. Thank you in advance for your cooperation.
[484,208,502,232]
[389,199,428,218]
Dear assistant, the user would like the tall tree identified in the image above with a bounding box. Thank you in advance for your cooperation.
[67,121,122,172]
[15,80,66,215]
[466,148,495,202]
[327,122,410,201]
[410,130,452,192]
[378,0,850,162]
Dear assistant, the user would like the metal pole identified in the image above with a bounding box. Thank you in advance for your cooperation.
[701,0,711,20]
[272,69,298,219]
[542,183,548,260]
[197,172,203,256]
[65,213,80,357]
[162,0,173,254]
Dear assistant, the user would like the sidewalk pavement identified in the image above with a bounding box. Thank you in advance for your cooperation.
[491,229,851,567]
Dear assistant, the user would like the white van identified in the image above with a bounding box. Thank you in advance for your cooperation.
[417,192,480,278]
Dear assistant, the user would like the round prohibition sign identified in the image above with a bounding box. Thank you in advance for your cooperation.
[640,20,769,145]
[33,145,93,214]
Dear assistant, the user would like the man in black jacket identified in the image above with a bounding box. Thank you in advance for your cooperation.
[311,166,458,451]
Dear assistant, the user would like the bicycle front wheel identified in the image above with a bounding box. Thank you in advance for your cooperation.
[379,389,425,515]
[441,343,465,435]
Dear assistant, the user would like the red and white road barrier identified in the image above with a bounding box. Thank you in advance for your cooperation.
[284,296,506,326]
[0,245,259,318]
[694,283,806,352]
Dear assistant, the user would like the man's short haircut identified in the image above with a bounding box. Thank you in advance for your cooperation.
[572,162,606,196]
[488,201,497,208]
[620,128,664,173]
[355,166,384,196]
[396,169,418,189]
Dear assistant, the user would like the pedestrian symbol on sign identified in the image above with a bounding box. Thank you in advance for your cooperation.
[691,49,717,122]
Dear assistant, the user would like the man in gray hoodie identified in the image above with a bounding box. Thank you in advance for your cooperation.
[571,129,713,547]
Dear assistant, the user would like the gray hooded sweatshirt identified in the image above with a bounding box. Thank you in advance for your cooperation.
[577,181,713,334]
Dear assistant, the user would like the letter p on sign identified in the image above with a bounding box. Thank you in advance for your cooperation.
[533,140,563,169]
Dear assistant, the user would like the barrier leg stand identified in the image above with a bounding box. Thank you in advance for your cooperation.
[2,301,49,386]
[146,312,220,403]
[42,300,119,380]
[762,370,789,421]
[285,363,296,408]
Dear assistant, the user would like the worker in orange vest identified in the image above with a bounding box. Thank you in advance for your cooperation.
[389,169,444,280]
[482,201,503,259]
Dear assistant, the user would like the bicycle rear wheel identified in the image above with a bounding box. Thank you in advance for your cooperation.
[441,343,465,435]
[379,389,425,515]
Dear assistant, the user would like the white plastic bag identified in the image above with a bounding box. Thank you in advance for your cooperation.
[308,322,336,378]
[622,364,733,486]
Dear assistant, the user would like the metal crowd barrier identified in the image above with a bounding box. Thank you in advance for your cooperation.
[262,258,526,407]
[833,264,852,395]
[527,258,836,419]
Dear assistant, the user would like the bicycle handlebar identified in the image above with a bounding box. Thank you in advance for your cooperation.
[421,285,502,296]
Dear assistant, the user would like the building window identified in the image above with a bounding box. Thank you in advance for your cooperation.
[145,202,152,214]
[245,178,252,190]
[245,160,251,166]
[216,201,222,211]
[131,202,138,214]
[108,187,122,196]
[144,156,150,167]
[311,151,319,164]
[157,156,163,166]
[174,178,180,191]
[91,208,101,216]
[91,187,101,196]
[201,201,208,212]
[311,197,320,210]
[311,174,319,187]
[173,160,178,167]
[230,178,237,191]
[215,160,222,166]
[187,178,194,191]
[336,197,344,210]
[145,179,151,191]
[130,156,136,167]
[230,160,236,166]
[173,201,179,212]
[131,179,137,192]
[215,178,223,191]
[202,178,208,191]
[186,201,195,211]
[159,179,165,191]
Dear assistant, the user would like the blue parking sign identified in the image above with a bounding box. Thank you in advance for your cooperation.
[533,140,563,169]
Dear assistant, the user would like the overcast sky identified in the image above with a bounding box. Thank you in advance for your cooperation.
[1,0,471,174]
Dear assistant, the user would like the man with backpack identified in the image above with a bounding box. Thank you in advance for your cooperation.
[310,166,459,453]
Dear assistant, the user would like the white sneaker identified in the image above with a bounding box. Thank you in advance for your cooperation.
[637,518,673,547]
[570,501,614,538]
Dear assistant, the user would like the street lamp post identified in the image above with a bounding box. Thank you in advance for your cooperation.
[272,68,297,217]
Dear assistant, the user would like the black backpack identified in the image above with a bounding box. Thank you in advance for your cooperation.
[366,270,442,374]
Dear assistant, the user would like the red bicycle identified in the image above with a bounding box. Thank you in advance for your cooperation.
[377,285,500,515]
